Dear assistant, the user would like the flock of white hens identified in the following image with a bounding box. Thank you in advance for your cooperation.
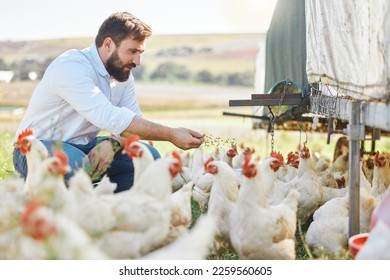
[1,128,390,260]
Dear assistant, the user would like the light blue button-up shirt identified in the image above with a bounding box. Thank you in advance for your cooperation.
[14,43,141,144]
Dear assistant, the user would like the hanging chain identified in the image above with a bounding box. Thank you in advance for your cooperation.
[267,79,290,152]
[268,106,275,152]
[276,78,290,117]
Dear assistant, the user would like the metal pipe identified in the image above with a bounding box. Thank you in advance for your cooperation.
[348,101,363,236]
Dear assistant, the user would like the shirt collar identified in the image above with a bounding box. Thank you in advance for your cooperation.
[90,43,109,78]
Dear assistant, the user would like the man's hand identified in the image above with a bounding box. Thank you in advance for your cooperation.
[170,128,204,150]
[87,140,116,180]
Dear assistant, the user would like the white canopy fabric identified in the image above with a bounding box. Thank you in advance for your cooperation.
[306,0,390,101]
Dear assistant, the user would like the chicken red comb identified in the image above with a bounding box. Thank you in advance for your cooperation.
[287,151,297,159]
[22,199,41,225]
[374,151,380,162]
[22,199,57,240]
[336,176,346,187]
[243,147,253,155]
[53,150,68,166]
[373,151,387,167]
[227,144,238,158]
[171,150,182,163]
[242,152,252,170]
[299,144,311,159]
[204,156,214,169]
[287,151,299,164]
[365,158,374,169]
[124,134,141,148]
[17,128,34,143]
[270,150,284,164]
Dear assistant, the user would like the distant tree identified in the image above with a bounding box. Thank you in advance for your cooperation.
[175,65,191,80]
[132,65,146,80]
[150,62,174,80]
[150,62,191,81]
[225,72,254,87]
[195,70,215,84]
[0,58,10,70]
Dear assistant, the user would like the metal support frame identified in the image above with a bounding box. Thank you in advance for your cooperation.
[229,93,309,107]
[227,88,386,237]
[347,101,365,237]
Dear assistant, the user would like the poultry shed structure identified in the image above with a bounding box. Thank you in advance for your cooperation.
[227,0,390,238]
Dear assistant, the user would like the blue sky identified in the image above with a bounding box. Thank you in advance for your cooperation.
[0,0,277,41]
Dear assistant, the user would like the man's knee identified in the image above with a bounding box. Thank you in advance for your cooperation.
[13,148,27,178]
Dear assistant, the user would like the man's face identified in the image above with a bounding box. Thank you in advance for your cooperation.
[105,38,146,82]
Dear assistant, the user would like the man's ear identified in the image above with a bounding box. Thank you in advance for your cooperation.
[102,37,115,52]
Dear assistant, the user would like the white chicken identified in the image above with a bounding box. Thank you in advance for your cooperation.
[92,174,117,195]
[204,159,239,256]
[13,128,49,193]
[0,189,28,233]
[64,169,117,237]
[330,150,349,174]
[142,214,216,260]
[96,152,183,259]
[320,169,341,189]
[0,200,108,259]
[220,144,242,184]
[191,148,214,211]
[171,161,192,192]
[28,149,71,211]
[370,151,390,201]
[0,172,25,194]
[320,178,349,205]
[282,144,323,223]
[165,181,194,245]
[305,163,376,253]
[192,185,210,212]
[277,151,298,183]
[262,151,285,197]
[0,226,47,259]
[220,144,238,167]
[362,156,374,185]
[0,174,29,232]
[122,134,154,184]
[230,154,300,260]
[232,145,255,170]
[313,151,331,174]
[191,148,214,193]
[262,153,292,207]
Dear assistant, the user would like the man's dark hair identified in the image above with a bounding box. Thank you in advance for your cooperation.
[95,12,152,47]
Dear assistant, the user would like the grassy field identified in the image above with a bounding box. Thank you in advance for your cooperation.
[0,34,261,77]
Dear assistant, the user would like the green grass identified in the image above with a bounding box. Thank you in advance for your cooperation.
[0,131,16,179]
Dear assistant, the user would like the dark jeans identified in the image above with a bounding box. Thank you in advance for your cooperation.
[12,136,161,193]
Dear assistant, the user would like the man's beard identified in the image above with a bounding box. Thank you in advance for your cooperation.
[106,50,135,82]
